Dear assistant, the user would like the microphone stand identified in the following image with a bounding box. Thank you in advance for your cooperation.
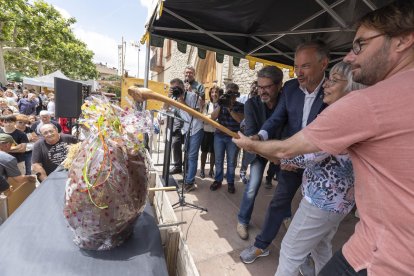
[172,86,207,212]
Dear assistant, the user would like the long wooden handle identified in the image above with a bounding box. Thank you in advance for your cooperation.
[128,87,239,138]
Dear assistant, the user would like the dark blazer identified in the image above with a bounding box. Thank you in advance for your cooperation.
[261,78,327,139]
[243,94,283,164]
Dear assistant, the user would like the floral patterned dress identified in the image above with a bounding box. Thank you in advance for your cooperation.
[282,152,355,214]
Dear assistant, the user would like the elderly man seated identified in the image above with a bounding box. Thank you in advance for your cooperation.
[0,134,36,192]
[30,110,62,135]
[32,124,77,181]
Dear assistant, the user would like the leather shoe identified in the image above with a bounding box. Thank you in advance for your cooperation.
[227,183,235,194]
[169,167,182,174]
[210,181,222,191]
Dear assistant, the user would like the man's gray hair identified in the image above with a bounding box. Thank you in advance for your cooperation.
[257,66,284,85]
[184,65,195,72]
[330,61,366,93]
[296,40,330,61]
[39,123,58,133]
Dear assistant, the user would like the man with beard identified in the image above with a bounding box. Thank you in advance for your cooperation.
[236,66,284,240]
[179,65,205,192]
[233,1,414,275]
[239,40,329,264]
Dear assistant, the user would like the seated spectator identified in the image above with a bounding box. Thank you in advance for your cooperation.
[32,124,77,181]
[28,115,37,126]
[18,91,37,115]
[15,114,38,175]
[47,93,55,118]
[0,98,18,114]
[0,134,36,192]
[0,115,28,175]
[30,110,61,135]
[4,89,18,107]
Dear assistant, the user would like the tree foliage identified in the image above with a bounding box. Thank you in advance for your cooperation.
[0,0,97,80]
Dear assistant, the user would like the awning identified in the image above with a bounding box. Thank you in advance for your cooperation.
[23,70,69,89]
[144,0,394,69]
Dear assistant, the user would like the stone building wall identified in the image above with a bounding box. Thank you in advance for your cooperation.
[150,40,292,93]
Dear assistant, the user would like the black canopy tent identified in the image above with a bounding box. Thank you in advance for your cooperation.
[141,0,394,78]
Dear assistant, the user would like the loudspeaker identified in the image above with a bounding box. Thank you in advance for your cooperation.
[55,77,82,118]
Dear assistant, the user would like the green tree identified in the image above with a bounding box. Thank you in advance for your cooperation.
[0,0,97,84]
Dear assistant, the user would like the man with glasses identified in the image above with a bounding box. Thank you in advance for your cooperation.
[31,124,77,181]
[236,66,283,240]
[234,1,414,275]
[239,40,329,264]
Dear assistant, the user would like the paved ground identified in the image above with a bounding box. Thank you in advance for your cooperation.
[151,137,359,276]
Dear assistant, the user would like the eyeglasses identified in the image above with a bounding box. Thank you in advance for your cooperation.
[352,33,384,55]
[16,121,25,124]
[41,130,56,135]
[257,83,276,91]
[324,77,347,87]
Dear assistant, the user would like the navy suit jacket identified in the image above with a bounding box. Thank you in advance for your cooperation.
[243,95,283,164]
[261,79,327,139]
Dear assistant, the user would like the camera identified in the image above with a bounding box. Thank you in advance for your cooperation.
[171,86,184,99]
[218,90,240,108]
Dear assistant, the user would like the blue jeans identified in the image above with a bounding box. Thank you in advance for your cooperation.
[254,169,303,249]
[238,157,267,225]
[184,129,204,184]
[24,151,32,175]
[214,133,238,184]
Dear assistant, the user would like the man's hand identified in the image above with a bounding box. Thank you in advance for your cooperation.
[250,134,260,141]
[232,131,254,151]
[184,82,192,92]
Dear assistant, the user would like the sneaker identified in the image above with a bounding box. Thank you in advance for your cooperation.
[210,181,222,191]
[169,166,182,174]
[208,170,215,178]
[299,254,316,276]
[240,245,270,264]
[227,183,235,194]
[237,222,249,240]
[184,183,196,193]
[199,170,205,179]
[283,217,292,229]
[264,180,272,189]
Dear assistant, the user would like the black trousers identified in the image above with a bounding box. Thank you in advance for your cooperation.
[171,131,183,168]
[319,248,367,276]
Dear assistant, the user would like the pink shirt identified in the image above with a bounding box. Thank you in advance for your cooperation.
[303,69,414,275]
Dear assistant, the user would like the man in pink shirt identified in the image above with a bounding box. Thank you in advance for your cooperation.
[233,1,414,275]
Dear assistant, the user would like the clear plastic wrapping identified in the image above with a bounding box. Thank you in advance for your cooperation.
[63,97,152,250]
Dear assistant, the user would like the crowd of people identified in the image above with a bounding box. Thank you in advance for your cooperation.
[159,1,414,275]
[0,84,78,193]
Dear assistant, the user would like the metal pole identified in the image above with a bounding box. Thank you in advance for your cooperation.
[143,36,150,89]
[137,44,140,78]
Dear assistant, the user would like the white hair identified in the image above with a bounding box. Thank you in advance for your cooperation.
[39,110,50,116]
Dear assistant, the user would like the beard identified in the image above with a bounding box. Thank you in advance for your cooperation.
[260,93,270,103]
[352,40,391,85]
